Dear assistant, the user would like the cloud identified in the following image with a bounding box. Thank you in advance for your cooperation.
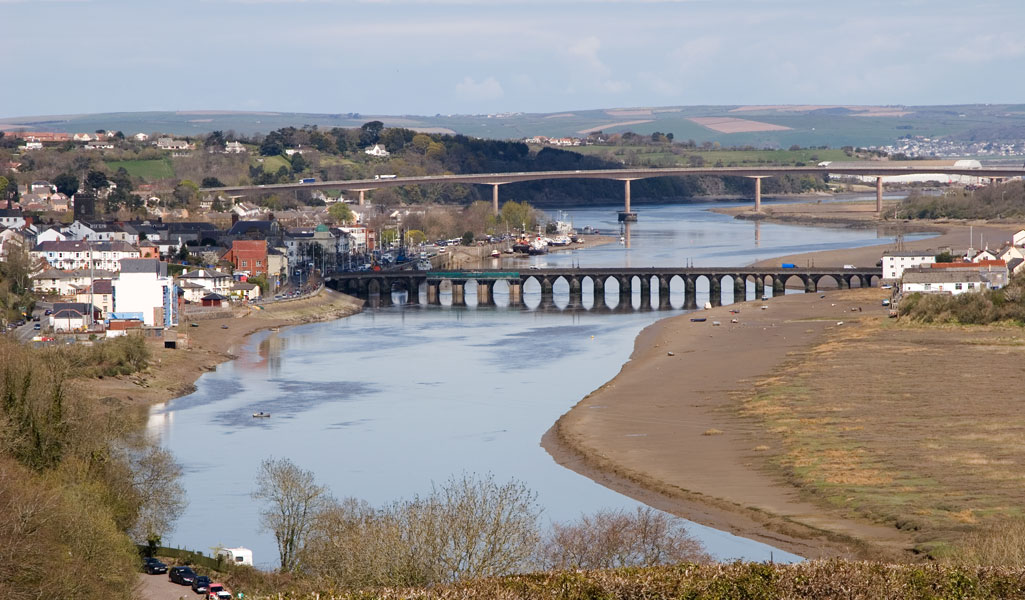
[455,76,504,102]
[567,36,629,93]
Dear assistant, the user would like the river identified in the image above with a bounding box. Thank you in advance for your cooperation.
[150,198,931,568]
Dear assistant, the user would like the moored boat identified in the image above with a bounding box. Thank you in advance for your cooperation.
[253,412,271,418]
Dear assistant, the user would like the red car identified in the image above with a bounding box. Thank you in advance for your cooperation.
[207,582,233,599]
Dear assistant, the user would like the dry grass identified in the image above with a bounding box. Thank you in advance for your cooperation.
[702,428,723,436]
[737,317,1025,555]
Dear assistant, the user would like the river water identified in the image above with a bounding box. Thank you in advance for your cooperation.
[150,198,930,569]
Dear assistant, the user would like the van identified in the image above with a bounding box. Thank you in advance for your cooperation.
[843,264,856,269]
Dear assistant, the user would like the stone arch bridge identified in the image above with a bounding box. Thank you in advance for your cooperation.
[327,267,881,309]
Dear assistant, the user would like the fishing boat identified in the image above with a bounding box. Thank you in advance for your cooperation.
[690,317,707,322]
[252,412,271,418]
[528,237,548,255]
[490,249,501,258]
[512,237,531,253]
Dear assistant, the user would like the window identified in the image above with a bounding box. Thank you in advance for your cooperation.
[924,283,931,290]
[255,260,262,267]
[955,283,962,290]
[241,260,248,267]
[968,283,975,289]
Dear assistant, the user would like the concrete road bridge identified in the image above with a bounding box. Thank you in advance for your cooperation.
[327,266,881,310]
[205,165,1025,218]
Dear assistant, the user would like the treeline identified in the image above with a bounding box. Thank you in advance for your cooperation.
[895,181,1025,220]
[899,273,1025,325]
[0,324,185,598]
[242,460,707,594]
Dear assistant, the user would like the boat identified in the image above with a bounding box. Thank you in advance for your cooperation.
[503,247,514,254]
[512,238,531,253]
[703,301,712,310]
[690,317,706,322]
[252,412,271,418]
[549,235,572,247]
[528,237,548,255]
[490,250,501,258]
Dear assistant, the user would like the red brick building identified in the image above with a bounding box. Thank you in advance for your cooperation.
[222,240,268,276]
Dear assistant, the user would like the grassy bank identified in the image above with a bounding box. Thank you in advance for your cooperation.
[736,313,1025,558]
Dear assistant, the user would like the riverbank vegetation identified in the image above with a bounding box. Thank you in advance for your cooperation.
[899,273,1025,324]
[0,316,185,598]
[735,296,1025,565]
[895,181,1025,220]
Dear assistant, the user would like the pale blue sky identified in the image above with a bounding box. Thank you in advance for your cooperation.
[2,0,1023,118]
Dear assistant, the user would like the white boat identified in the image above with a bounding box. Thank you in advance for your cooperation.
[549,235,572,247]
[253,412,271,418]
[528,237,548,255]
[703,301,712,310]
[490,250,501,258]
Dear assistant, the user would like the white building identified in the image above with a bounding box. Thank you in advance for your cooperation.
[134,133,150,142]
[156,137,190,151]
[0,209,26,229]
[33,269,117,296]
[364,144,390,157]
[177,268,234,302]
[901,269,990,296]
[225,141,246,154]
[32,240,140,271]
[50,302,98,332]
[882,251,936,281]
[111,259,177,327]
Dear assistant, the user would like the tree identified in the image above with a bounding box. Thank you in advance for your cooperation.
[405,229,427,246]
[328,203,354,225]
[125,442,186,544]
[461,231,474,246]
[290,152,307,174]
[541,506,709,570]
[252,457,331,572]
[85,170,109,192]
[53,173,79,198]
[359,121,384,147]
[201,177,225,188]
[205,130,226,149]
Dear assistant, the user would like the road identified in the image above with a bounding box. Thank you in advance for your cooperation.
[136,573,203,600]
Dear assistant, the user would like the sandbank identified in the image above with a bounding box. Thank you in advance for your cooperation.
[544,201,1022,559]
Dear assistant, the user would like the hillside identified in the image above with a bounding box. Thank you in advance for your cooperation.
[4,104,1025,149]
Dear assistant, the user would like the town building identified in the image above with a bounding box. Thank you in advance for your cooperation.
[0,208,26,229]
[74,279,114,317]
[901,269,991,296]
[111,259,177,328]
[222,240,268,277]
[882,251,936,281]
[32,240,140,271]
[364,144,390,157]
[32,269,117,296]
[50,302,99,332]
[177,268,234,302]
[224,141,246,154]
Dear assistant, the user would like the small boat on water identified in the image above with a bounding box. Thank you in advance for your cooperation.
[690,317,707,322]
[490,249,501,258]
[253,412,271,418]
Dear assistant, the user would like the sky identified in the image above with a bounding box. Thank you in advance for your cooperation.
[2,0,1024,118]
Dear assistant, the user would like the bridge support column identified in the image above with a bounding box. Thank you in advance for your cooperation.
[709,276,722,307]
[754,277,765,299]
[567,277,583,309]
[658,276,671,310]
[451,281,466,307]
[684,276,697,310]
[406,279,421,304]
[376,280,393,307]
[539,278,555,309]
[618,276,633,310]
[618,180,638,222]
[492,184,500,216]
[754,176,763,212]
[639,277,652,310]
[734,275,746,303]
[427,281,440,305]
[804,276,816,294]
[507,280,524,307]
[876,177,883,213]
[772,276,785,295]
[592,277,606,310]
[359,189,366,207]
[839,276,850,290]
[477,281,493,306]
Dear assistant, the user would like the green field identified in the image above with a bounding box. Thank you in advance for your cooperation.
[252,154,291,173]
[105,158,175,180]
[570,145,858,167]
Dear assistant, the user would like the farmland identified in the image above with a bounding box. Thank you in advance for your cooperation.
[105,158,175,180]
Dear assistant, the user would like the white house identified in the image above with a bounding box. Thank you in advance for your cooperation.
[1013,229,1025,247]
[35,227,67,244]
[32,240,140,271]
[364,144,390,157]
[882,251,936,281]
[50,302,98,332]
[134,133,150,142]
[33,269,117,296]
[901,269,990,296]
[224,141,246,154]
[156,137,190,151]
[0,209,26,229]
[971,249,999,263]
[997,245,1024,263]
[111,258,177,328]
[74,279,114,318]
[177,268,233,302]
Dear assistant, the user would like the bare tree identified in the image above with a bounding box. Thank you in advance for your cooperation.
[125,441,186,545]
[542,506,709,570]
[252,457,332,571]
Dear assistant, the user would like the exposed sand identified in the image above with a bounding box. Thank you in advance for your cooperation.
[577,120,654,135]
[544,201,1022,559]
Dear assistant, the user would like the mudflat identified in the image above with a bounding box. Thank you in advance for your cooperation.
[545,201,1022,559]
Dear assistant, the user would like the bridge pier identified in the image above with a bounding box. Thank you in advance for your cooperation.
[838,275,850,290]
[406,279,421,304]
[427,280,440,305]
[359,189,366,207]
[639,277,652,310]
[492,183,500,216]
[876,177,883,213]
[592,277,606,310]
[451,281,466,306]
[507,280,524,307]
[709,276,722,307]
[658,276,671,310]
[539,278,555,309]
[618,179,638,222]
[684,276,697,310]
[567,277,583,309]
[753,176,764,212]
[803,276,816,294]
[772,276,785,296]
[477,281,494,306]
[618,276,632,310]
[754,277,765,299]
[733,275,746,303]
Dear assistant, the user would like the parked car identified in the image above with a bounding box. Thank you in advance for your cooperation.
[169,565,197,585]
[191,575,212,594]
[207,582,233,599]
[142,557,167,574]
